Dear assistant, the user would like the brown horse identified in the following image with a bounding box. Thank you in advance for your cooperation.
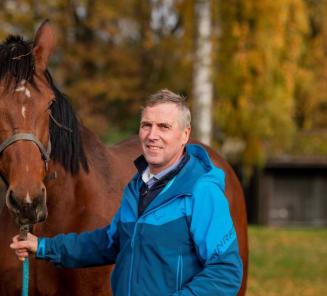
[0,21,248,295]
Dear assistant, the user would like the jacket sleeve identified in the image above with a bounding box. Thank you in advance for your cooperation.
[35,210,121,268]
[172,178,243,296]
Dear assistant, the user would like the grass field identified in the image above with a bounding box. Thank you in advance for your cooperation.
[247,226,327,296]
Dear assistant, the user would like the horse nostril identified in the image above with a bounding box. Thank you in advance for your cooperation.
[8,191,20,211]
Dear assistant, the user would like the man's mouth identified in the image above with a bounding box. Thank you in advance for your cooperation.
[146,145,162,151]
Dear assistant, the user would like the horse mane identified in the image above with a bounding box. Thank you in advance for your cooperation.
[0,35,89,175]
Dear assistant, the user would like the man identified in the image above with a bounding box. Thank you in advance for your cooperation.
[11,89,243,295]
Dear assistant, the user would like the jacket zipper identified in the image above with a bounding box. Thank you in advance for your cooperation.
[176,252,183,291]
[137,225,143,284]
[128,221,139,296]
[176,255,181,291]
[179,253,183,290]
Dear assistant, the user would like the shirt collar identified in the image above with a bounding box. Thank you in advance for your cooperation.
[134,153,185,185]
[141,166,155,184]
[152,156,184,180]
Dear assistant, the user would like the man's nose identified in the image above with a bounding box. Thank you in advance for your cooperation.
[147,126,159,140]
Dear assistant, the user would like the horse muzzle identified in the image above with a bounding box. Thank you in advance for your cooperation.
[5,187,48,225]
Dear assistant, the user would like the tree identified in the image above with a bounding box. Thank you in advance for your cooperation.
[192,0,213,145]
[215,0,309,170]
[0,0,325,164]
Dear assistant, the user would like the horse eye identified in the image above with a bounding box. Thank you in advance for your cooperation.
[48,99,56,109]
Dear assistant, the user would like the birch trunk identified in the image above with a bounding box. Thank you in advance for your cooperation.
[192,0,213,145]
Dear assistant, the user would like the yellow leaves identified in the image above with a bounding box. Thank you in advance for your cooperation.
[0,0,325,159]
[242,136,265,168]
[214,0,327,169]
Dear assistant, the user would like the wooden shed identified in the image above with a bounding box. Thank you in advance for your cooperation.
[246,156,327,226]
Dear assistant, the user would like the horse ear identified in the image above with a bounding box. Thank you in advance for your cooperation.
[33,20,57,71]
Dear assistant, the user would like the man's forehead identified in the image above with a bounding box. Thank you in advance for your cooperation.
[140,113,176,126]
[141,103,181,123]
[140,117,174,125]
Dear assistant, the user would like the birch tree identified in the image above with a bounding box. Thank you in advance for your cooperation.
[192,0,213,145]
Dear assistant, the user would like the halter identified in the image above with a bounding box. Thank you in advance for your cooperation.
[0,133,51,171]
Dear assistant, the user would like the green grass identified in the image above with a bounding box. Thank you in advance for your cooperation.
[247,226,327,296]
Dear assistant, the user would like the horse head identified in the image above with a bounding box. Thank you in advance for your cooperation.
[0,21,57,225]
[0,20,88,226]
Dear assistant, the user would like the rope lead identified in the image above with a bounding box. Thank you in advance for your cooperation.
[22,259,29,296]
[19,225,30,296]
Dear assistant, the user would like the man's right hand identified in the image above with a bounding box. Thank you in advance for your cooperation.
[10,233,38,261]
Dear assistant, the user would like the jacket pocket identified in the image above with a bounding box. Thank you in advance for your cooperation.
[176,253,183,291]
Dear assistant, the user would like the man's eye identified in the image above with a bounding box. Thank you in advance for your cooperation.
[159,124,170,130]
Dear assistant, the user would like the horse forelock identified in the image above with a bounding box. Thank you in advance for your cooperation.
[0,35,89,175]
[0,35,35,86]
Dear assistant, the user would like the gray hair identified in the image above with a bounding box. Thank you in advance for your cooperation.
[143,89,191,129]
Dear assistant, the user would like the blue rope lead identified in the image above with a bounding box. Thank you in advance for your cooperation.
[19,225,30,296]
[22,257,29,296]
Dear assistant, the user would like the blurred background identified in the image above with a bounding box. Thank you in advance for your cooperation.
[0,0,326,295]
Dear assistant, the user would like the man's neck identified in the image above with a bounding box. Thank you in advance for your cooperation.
[149,156,184,179]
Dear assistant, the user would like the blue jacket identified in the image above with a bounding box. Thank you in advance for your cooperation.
[36,144,243,296]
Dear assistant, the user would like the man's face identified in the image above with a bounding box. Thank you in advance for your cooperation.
[139,103,191,174]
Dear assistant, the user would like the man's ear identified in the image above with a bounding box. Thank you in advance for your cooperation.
[182,127,191,145]
[32,20,57,71]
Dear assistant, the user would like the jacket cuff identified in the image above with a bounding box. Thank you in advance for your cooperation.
[35,237,47,258]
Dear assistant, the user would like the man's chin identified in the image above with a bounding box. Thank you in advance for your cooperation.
[144,156,163,167]
[144,153,161,162]
[146,160,162,167]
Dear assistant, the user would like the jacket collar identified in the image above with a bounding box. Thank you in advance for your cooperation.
[127,144,221,217]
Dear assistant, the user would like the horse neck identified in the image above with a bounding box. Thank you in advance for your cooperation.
[48,126,112,189]
[46,126,138,229]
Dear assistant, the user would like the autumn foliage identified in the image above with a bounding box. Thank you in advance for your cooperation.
[0,0,326,168]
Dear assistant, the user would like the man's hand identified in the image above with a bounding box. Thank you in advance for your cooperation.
[10,233,38,261]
